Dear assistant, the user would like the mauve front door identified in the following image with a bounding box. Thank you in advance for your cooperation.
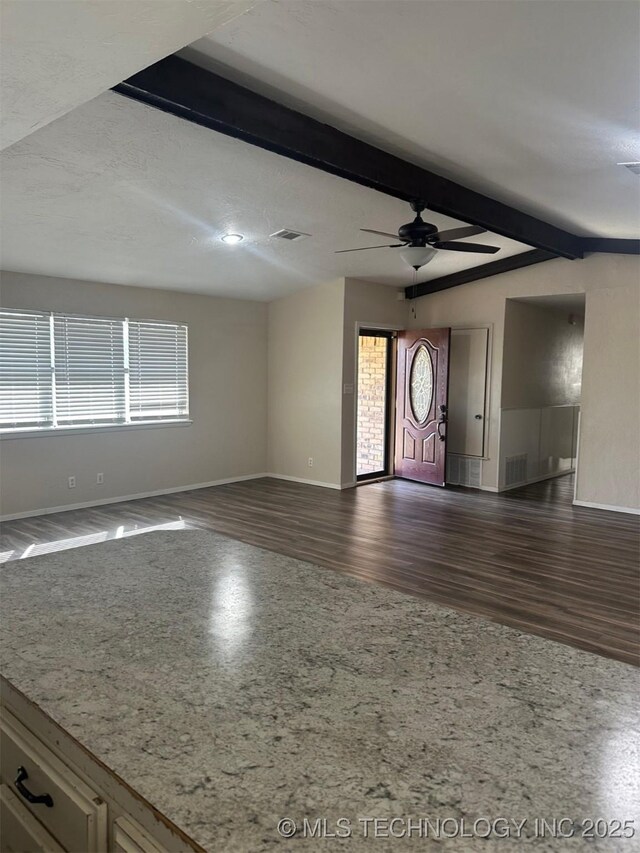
[395,328,450,486]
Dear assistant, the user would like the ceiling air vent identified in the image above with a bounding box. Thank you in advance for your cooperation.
[619,162,640,177]
[270,229,310,241]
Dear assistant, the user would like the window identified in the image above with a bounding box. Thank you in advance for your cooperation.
[0,309,189,434]
[128,320,188,421]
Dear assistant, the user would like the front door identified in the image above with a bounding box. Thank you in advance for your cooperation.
[395,328,451,485]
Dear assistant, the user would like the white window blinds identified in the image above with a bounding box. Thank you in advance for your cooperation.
[128,320,189,421]
[0,309,189,433]
[0,309,53,429]
[53,315,126,425]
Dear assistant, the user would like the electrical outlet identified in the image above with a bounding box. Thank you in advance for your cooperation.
[308,457,314,467]
[96,473,104,485]
[68,476,76,489]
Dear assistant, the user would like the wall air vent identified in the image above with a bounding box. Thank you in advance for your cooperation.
[505,454,528,486]
[619,162,640,177]
[270,229,311,241]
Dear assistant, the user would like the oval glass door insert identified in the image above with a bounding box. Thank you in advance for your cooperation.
[410,345,433,423]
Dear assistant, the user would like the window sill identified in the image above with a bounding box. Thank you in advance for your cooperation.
[0,420,193,440]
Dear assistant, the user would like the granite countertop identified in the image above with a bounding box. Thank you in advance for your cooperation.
[1,529,638,852]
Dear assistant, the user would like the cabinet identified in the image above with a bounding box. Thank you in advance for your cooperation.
[0,785,64,853]
[0,681,197,853]
[113,818,165,853]
[0,712,107,852]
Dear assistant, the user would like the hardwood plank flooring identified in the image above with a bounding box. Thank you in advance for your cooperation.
[1,474,638,665]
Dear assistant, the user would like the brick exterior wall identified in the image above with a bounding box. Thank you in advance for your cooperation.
[357,335,388,475]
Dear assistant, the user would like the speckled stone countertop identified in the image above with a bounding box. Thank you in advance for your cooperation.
[1,529,639,851]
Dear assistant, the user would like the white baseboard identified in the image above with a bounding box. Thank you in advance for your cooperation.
[0,474,269,522]
[573,499,640,516]
[497,469,575,493]
[449,482,499,492]
[266,473,343,490]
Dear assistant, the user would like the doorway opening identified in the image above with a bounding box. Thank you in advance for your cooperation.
[356,330,393,481]
[498,293,585,491]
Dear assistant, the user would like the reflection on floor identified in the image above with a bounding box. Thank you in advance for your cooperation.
[0,520,187,564]
[1,473,638,664]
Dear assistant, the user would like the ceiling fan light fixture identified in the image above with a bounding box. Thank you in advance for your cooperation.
[221,233,244,244]
[399,245,437,270]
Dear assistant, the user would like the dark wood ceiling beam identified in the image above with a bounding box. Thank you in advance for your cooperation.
[582,238,640,255]
[405,249,556,300]
[113,55,585,260]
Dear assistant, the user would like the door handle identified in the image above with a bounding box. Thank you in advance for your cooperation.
[15,766,54,808]
[437,406,447,442]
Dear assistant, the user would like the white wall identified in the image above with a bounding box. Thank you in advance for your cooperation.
[499,406,579,488]
[0,271,268,517]
[267,279,345,487]
[409,253,640,512]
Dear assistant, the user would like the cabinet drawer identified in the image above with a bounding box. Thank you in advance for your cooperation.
[0,710,107,852]
[0,783,64,853]
[113,817,167,853]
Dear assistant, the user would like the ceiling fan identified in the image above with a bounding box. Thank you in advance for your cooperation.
[336,200,500,269]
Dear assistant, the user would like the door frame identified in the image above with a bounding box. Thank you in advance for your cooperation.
[352,321,399,485]
[351,322,494,486]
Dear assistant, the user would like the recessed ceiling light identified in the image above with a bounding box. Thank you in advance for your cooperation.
[221,233,244,244]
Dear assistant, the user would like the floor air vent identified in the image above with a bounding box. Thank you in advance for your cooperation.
[447,455,482,488]
[270,229,310,241]
[505,454,528,486]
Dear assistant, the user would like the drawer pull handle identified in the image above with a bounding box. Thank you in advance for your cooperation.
[15,766,54,808]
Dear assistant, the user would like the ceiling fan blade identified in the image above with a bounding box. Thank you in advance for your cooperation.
[335,244,403,254]
[361,228,402,240]
[432,225,487,242]
[433,241,500,254]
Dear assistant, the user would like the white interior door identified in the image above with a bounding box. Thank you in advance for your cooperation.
[447,328,488,457]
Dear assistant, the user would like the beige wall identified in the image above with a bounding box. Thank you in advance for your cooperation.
[577,283,640,510]
[267,279,345,487]
[502,300,584,409]
[267,277,406,488]
[3,254,638,516]
[409,253,639,511]
[0,271,268,517]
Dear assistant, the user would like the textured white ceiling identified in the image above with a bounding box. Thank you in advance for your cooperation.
[184,0,640,239]
[0,0,257,150]
[514,293,586,317]
[0,93,530,300]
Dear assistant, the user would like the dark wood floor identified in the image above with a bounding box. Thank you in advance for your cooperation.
[2,474,638,665]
